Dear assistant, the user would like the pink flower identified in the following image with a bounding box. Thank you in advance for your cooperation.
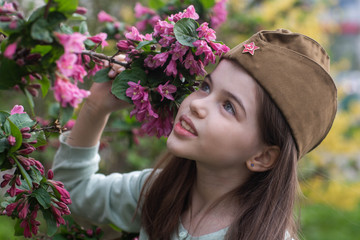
[144,55,157,69]
[135,19,148,32]
[56,53,77,76]
[10,105,26,115]
[195,60,207,76]
[153,52,170,67]
[143,33,153,41]
[203,51,216,65]
[158,35,176,48]
[125,27,143,41]
[88,33,108,48]
[97,10,114,22]
[141,113,173,138]
[134,3,156,18]
[156,81,177,101]
[211,0,228,29]
[208,41,230,56]
[165,60,177,77]
[53,77,90,108]
[4,42,17,59]
[126,80,146,101]
[116,40,133,51]
[168,5,199,22]
[154,20,174,37]
[7,135,16,146]
[192,40,213,56]
[183,52,197,72]
[64,119,76,130]
[197,22,216,42]
[55,32,87,53]
[171,42,189,61]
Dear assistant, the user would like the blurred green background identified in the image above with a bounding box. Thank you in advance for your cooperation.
[1,0,360,239]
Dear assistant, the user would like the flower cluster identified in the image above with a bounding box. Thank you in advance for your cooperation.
[112,5,229,138]
[0,1,23,31]
[0,105,71,238]
[134,3,160,32]
[54,31,110,108]
[210,0,228,29]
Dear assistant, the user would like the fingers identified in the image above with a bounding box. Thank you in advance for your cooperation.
[108,54,127,78]
[108,66,125,78]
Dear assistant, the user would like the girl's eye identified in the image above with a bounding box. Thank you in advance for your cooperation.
[199,81,210,93]
[223,101,235,115]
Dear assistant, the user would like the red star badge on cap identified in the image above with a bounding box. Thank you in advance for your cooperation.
[242,42,260,55]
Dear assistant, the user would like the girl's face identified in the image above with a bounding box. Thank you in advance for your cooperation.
[167,59,265,170]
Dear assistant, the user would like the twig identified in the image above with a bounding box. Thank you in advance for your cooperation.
[44,0,53,19]
[81,50,130,68]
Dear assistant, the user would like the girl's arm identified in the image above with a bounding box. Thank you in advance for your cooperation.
[66,56,130,147]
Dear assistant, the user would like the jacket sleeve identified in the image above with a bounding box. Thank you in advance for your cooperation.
[52,132,152,233]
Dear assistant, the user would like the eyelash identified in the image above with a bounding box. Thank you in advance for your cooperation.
[199,81,236,116]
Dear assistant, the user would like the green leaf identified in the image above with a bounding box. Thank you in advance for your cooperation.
[42,209,58,236]
[24,88,35,113]
[59,106,74,126]
[0,111,10,126]
[33,131,47,148]
[31,45,52,56]
[14,218,24,236]
[173,18,199,47]
[6,119,22,153]
[47,11,67,27]
[111,68,147,103]
[40,75,51,97]
[109,223,123,232]
[94,68,111,83]
[28,6,46,23]
[136,39,158,50]
[31,18,53,43]
[0,57,24,90]
[52,0,78,17]
[60,24,73,34]
[200,0,216,9]
[8,113,36,130]
[68,13,87,21]
[30,167,45,187]
[79,21,88,34]
[0,137,9,153]
[149,0,166,9]
[33,187,52,209]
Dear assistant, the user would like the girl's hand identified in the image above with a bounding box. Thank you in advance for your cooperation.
[85,55,131,115]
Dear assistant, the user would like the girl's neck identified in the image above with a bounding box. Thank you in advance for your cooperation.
[181,162,250,236]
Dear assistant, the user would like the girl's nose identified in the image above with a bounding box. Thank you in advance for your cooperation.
[189,97,208,119]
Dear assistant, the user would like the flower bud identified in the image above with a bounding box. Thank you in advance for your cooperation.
[16,58,25,66]
[86,229,93,237]
[26,86,39,97]
[15,175,21,186]
[0,16,12,22]
[9,20,17,29]
[20,127,30,133]
[25,53,41,63]
[7,135,16,146]
[47,169,54,180]
[116,40,132,51]
[75,6,88,15]
[22,132,32,139]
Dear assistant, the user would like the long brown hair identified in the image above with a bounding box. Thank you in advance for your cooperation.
[140,65,300,240]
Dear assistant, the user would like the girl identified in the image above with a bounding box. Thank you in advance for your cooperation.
[53,29,337,240]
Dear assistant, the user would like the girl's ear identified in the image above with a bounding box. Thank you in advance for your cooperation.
[246,145,280,172]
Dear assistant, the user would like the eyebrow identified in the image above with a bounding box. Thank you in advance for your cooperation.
[206,74,247,117]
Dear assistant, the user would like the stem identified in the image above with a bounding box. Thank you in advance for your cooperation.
[44,0,53,19]
[81,50,130,68]
[11,154,32,189]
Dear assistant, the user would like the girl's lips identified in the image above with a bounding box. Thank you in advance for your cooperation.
[174,115,198,137]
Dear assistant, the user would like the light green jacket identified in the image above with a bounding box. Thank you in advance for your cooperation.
[52,132,228,240]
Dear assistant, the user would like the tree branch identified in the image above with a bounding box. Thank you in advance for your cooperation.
[81,50,130,68]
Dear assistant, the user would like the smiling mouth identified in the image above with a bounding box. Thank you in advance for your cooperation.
[180,120,196,135]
